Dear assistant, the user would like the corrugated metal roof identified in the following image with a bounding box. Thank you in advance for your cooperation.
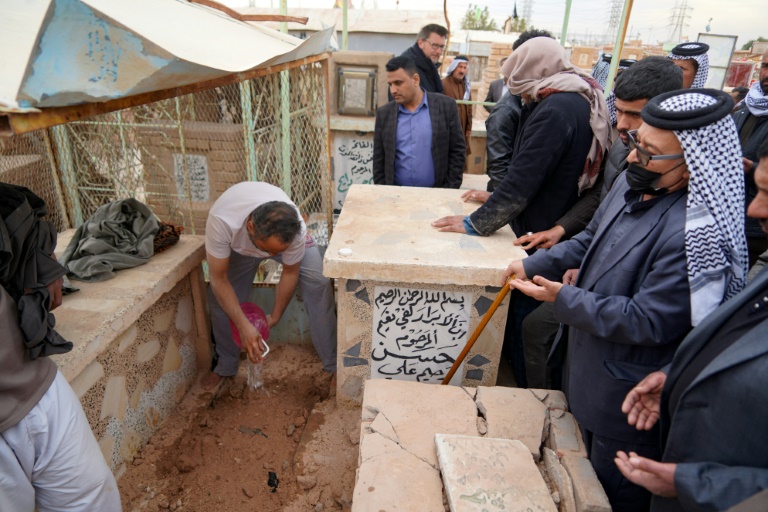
[0,0,332,112]
[236,7,445,35]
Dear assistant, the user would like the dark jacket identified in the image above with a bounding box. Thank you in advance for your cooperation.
[372,92,466,188]
[483,79,506,113]
[733,105,768,239]
[484,93,522,191]
[525,175,692,444]
[555,139,630,238]
[651,267,768,512]
[468,92,593,236]
[399,44,443,95]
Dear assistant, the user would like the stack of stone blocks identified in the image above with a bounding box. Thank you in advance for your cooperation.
[475,42,514,122]
[353,379,611,512]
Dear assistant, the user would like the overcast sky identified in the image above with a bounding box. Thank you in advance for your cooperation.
[232,0,765,49]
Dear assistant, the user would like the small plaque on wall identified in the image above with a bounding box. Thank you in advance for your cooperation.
[173,153,209,202]
[338,67,377,116]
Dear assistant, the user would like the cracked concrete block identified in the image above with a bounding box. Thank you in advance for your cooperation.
[369,413,399,444]
[436,435,557,512]
[560,454,610,512]
[547,412,587,458]
[475,387,548,460]
[531,389,569,412]
[361,380,478,468]
[542,448,577,512]
[353,432,444,512]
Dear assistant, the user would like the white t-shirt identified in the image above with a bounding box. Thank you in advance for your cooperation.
[205,182,307,265]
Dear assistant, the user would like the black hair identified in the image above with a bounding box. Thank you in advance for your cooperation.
[512,29,554,50]
[614,57,683,102]
[386,56,418,76]
[732,86,749,102]
[249,201,301,244]
[417,24,448,40]
[758,137,768,161]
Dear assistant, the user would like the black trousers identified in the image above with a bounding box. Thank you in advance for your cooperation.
[582,427,662,512]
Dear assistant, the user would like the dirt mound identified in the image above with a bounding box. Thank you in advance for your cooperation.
[119,344,358,512]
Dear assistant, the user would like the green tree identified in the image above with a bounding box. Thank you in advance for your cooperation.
[461,4,499,31]
[505,16,528,34]
[742,37,767,51]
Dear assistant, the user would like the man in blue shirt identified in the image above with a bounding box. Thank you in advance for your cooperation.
[372,56,465,188]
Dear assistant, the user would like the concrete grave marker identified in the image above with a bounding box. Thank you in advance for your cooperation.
[435,434,557,512]
[371,286,470,385]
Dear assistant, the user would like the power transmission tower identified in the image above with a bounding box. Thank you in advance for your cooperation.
[602,0,623,45]
[522,0,534,24]
[667,0,693,43]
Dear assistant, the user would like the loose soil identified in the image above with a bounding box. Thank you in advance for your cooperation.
[119,344,360,512]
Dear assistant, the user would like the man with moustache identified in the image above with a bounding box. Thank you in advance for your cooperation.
[503,89,748,510]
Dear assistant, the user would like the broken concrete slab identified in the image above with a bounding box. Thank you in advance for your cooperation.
[361,380,478,468]
[435,435,557,512]
[560,454,611,512]
[353,432,444,512]
[475,387,548,460]
[531,389,568,412]
[542,448,577,512]
[547,412,587,458]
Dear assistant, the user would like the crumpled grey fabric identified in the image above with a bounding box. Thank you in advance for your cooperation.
[60,198,159,282]
[0,182,72,359]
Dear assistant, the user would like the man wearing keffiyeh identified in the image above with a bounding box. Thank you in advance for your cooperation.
[502,89,746,511]
[668,42,710,89]
[733,50,768,266]
[442,56,473,160]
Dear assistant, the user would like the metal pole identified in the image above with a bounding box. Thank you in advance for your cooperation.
[279,0,291,196]
[240,81,258,182]
[342,0,349,50]
[51,125,84,226]
[560,0,572,47]
[604,0,634,96]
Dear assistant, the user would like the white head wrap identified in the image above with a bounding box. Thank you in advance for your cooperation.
[668,42,710,89]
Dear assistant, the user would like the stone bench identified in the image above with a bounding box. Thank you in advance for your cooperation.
[353,379,611,512]
[52,231,210,478]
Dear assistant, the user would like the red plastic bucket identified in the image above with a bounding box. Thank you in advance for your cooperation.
[229,302,270,350]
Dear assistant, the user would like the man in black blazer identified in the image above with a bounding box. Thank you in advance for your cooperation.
[617,138,768,512]
[373,56,465,188]
[396,24,447,95]
[483,57,507,114]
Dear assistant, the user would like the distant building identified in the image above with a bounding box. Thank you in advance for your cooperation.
[235,8,444,55]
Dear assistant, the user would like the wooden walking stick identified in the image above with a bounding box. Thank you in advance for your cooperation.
[441,276,514,385]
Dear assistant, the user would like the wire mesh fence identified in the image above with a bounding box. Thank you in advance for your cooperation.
[0,58,333,252]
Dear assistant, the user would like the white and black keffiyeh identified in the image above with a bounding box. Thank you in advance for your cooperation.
[592,56,611,90]
[445,56,470,100]
[668,42,710,89]
[745,81,768,117]
[642,89,748,326]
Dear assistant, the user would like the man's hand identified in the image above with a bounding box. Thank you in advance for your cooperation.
[266,313,278,329]
[562,269,579,285]
[460,189,491,203]
[47,276,64,310]
[744,157,754,174]
[615,451,677,498]
[508,275,563,302]
[238,321,267,364]
[502,261,526,285]
[622,371,666,431]
[432,215,467,233]
[514,226,566,250]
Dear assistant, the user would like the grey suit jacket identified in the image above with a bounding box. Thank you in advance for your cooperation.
[372,92,465,188]
[483,79,506,113]
[651,267,768,512]
[524,175,692,443]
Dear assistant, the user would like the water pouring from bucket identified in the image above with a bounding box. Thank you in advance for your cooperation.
[229,302,270,391]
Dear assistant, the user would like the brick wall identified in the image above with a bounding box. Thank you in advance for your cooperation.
[475,42,514,121]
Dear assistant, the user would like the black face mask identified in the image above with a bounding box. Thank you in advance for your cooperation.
[625,162,685,196]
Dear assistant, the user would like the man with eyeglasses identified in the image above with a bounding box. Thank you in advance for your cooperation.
[202,182,337,390]
[502,89,747,511]
[397,24,448,95]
